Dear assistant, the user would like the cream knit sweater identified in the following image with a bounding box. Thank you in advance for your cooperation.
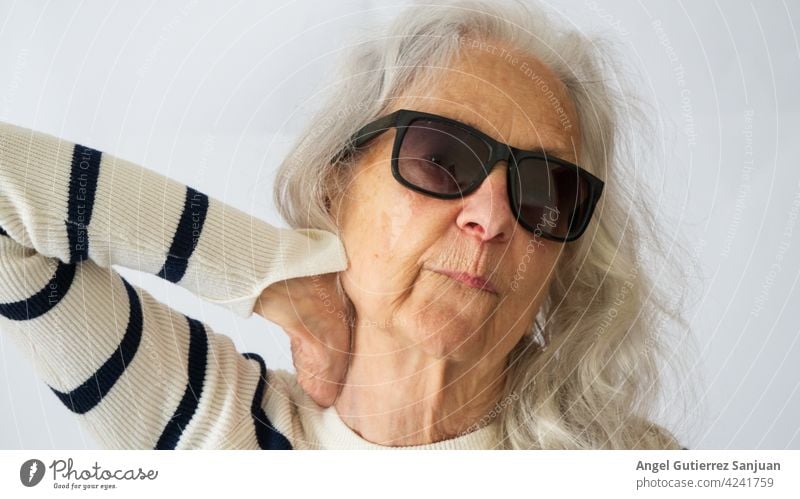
[0,121,501,450]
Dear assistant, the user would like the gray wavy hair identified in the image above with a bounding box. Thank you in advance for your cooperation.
[273,0,696,449]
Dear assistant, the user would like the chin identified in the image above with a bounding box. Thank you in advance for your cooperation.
[404,298,492,361]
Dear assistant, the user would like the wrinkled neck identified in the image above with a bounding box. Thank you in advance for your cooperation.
[333,321,507,446]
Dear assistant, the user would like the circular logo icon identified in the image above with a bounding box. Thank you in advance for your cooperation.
[20,459,46,487]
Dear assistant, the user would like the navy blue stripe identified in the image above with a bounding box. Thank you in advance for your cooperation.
[0,261,76,321]
[66,143,102,263]
[50,277,143,414]
[155,316,208,449]
[157,187,208,283]
[241,352,292,450]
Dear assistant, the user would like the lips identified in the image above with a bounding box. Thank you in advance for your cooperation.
[430,268,498,294]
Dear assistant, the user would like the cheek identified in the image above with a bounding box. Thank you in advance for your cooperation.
[378,189,414,255]
[492,242,559,335]
[508,238,559,292]
[338,168,443,303]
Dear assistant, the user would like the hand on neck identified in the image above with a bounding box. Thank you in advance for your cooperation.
[333,317,508,447]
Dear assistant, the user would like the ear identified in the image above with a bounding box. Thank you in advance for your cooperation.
[325,184,346,221]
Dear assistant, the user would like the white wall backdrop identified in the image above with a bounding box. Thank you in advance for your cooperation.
[0,0,798,449]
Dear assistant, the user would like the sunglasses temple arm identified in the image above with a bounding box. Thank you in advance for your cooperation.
[330,111,401,164]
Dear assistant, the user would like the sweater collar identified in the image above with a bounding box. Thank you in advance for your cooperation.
[304,404,503,450]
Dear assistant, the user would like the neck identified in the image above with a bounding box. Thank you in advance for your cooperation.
[333,321,507,446]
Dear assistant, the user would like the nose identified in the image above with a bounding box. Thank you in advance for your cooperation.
[455,162,516,243]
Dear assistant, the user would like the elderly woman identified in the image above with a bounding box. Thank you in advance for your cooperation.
[0,0,687,449]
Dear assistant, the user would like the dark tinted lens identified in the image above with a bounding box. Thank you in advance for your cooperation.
[513,157,590,239]
[397,119,490,196]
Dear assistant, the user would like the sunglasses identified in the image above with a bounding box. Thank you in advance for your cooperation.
[333,109,604,242]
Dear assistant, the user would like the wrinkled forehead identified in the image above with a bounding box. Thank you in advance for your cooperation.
[390,40,581,163]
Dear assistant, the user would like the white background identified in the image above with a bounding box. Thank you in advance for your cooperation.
[0,0,798,449]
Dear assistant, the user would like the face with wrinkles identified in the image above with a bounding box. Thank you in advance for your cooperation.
[331,40,581,364]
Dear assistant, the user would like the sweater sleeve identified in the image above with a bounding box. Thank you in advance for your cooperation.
[0,121,348,449]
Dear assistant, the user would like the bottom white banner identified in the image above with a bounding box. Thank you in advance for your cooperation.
[1,450,797,498]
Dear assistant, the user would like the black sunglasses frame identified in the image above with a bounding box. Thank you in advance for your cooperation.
[334,109,605,242]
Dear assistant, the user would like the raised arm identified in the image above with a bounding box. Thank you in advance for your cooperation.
[0,121,348,449]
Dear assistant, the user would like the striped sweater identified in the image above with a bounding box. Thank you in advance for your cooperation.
[0,121,502,450]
